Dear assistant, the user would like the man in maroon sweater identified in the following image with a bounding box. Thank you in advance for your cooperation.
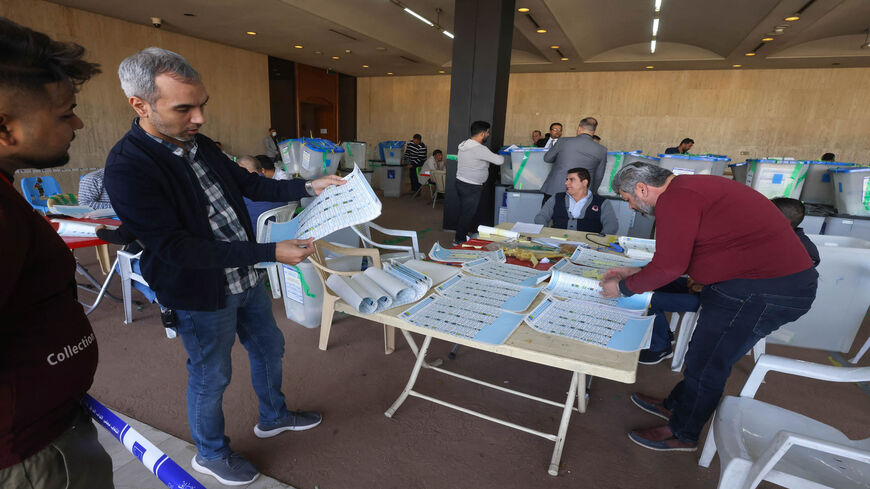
[600,162,818,451]
[0,18,112,488]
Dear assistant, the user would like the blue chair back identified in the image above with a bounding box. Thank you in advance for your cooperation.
[20,176,63,213]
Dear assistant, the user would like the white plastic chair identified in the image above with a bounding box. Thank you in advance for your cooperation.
[117,249,148,325]
[255,203,298,298]
[352,221,421,263]
[698,354,870,489]
[430,170,446,208]
[851,336,870,364]
[669,308,765,372]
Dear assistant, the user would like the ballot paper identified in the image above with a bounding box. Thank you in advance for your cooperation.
[49,205,117,219]
[400,294,525,345]
[326,260,432,314]
[550,258,606,280]
[570,247,649,269]
[402,259,461,286]
[477,225,519,241]
[462,257,551,286]
[545,270,652,313]
[264,164,381,243]
[52,219,116,237]
[428,242,506,263]
[525,297,655,351]
[435,273,542,312]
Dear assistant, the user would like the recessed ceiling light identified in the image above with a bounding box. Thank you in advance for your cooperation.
[386,72,394,75]
[536,28,547,33]
[745,52,756,56]
[560,57,569,61]
[345,49,351,54]
[655,0,663,12]
[403,7,434,27]
[443,30,454,39]
[652,17,660,36]
[550,45,559,49]
[650,39,657,53]
[331,56,340,60]
[761,37,774,42]
[732,64,742,68]
[183,13,195,17]
[362,64,369,68]
[293,44,303,49]
[314,50,322,55]
[439,70,445,73]
[246,31,257,36]
[517,7,530,13]
[376,47,387,51]
[645,65,654,69]
[784,14,800,21]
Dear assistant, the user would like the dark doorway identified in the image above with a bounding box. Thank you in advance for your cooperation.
[268,56,298,140]
[299,98,336,141]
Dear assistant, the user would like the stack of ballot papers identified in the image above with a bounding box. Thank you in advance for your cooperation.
[461,256,551,286]
[570,246,650,269]
[326,261,432,314]
[428,242,505,263]
[525,297,655,352]
[617,236,656,260]
[50,205,117,219]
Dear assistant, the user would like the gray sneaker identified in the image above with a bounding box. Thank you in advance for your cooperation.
[191,452,259,486]
[254,410,322,438]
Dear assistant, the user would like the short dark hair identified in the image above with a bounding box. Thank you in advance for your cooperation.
[680,138,695,145]
[821,152,835,162]
[771,197,805,228]
[470,120,490,136]
[532,130,542,135]
[567,167,591,182]
[412,133,422,140]
[0,17,101,96]
[255,154,275,171]
[549,122,563,130]
[578,117,598,131]
[433,149,443,156]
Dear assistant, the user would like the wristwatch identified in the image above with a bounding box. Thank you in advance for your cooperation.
[304,180,316,197]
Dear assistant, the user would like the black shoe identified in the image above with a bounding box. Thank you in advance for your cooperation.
[638,348,674,365]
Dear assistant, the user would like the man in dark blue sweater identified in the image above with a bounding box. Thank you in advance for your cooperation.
[105,47,343,486]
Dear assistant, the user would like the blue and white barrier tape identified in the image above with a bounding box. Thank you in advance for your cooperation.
[82,394,206,489]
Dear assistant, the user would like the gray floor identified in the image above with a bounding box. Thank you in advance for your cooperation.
[96,413,295,489]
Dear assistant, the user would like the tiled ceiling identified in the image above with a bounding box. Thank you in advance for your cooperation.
[48,0,870,76]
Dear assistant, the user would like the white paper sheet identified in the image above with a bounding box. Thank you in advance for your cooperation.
[510,222,544,235]
[461,257,551,286]
[52,219,116,237]
[525,297,655,351]
[549,258,606,280]
[281,265,305,304]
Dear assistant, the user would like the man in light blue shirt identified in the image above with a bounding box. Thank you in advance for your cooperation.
[534,167,618,234]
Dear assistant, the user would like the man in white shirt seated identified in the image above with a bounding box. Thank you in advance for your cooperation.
[455,121,505,245]
[422,149,445,173]
[534,167,618,234]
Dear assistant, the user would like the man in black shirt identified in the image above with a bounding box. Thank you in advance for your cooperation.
[403,133,427,193]
[665,138,694,154]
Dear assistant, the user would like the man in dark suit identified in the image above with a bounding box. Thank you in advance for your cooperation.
[535,122,562,148]
[540,117,607,200]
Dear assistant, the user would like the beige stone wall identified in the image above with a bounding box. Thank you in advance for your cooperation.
[2,0,270,193]
[359,69,870,164]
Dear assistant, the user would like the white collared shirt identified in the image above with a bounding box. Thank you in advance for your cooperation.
[544,137,558,149]
[567,192,590,219]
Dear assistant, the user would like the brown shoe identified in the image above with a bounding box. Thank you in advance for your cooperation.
[628,425,697,452]
[630,393,672,420]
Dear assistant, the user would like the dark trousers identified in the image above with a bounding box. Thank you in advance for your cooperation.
[454,180,483,243]
[409,162,424,191]
[664,267,818,443]
[648,277,701,352]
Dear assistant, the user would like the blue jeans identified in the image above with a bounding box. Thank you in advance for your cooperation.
[648,278,701,352]
[665,267,818,443]
[175,281,291,460]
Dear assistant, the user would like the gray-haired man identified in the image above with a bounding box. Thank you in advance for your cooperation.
[105,47,343,485]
